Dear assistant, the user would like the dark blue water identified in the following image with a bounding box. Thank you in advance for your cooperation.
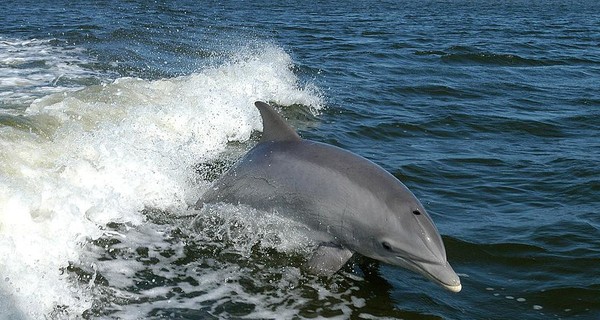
[1,1,599,319]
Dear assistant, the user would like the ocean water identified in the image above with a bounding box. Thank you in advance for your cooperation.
[1,0,599,319]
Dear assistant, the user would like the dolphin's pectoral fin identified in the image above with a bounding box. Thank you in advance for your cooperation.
[305,243,354,276]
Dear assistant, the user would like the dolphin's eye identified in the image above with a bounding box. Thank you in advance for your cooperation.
[382,242,393,251]
[412,210,421,215]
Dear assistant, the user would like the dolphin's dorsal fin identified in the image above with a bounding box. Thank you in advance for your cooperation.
[255,101,301,142]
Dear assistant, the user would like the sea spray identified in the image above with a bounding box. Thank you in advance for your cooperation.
[0,44,322,319]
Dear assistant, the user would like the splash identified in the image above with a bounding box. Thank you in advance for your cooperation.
[0,43,323,319]
[75,204,363,319]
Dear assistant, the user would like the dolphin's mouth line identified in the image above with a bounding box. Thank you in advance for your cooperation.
[394,255,461,291]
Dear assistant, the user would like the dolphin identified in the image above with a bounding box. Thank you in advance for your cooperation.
[196,101,461,292]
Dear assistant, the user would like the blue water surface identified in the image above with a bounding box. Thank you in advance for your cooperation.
[1,0,599,319]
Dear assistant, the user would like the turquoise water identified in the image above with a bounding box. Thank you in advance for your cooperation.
[1,1,599,319]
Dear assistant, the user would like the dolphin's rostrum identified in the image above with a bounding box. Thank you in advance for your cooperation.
[196,101,461,293]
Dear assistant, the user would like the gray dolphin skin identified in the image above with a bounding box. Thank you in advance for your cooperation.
[196,101,461,293]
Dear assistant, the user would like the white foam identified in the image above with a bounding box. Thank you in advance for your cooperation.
[70,202,357,319]
[0,43,323,319]
[77,210,360,319]
[0,37,103,107]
